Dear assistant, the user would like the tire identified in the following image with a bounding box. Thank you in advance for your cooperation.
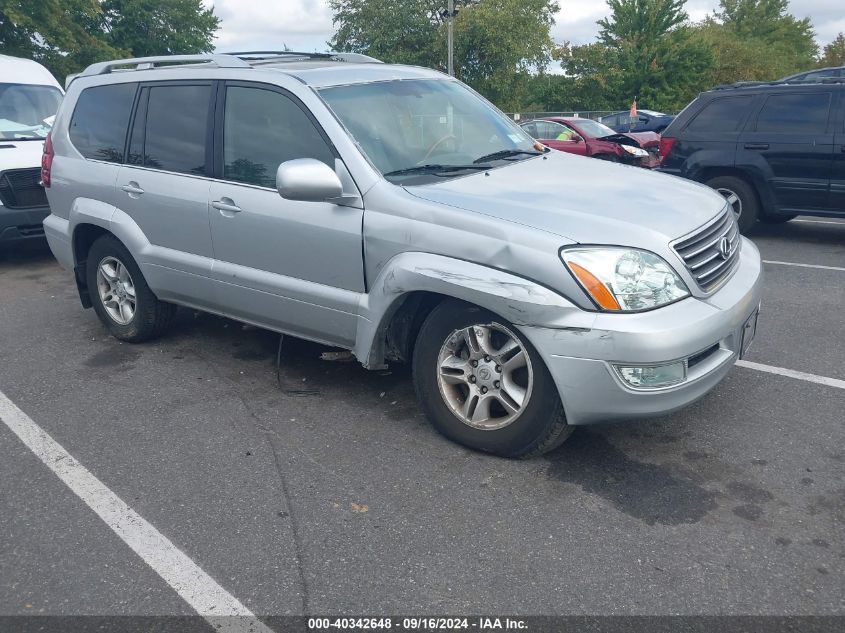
[760,213,797,224]
[705,175,760,233]
[86,234,175,342]
[412,299,573,458]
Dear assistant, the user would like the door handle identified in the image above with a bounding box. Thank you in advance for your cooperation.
[841,146,845,153]
[744,143,769,150]
[212,198,242,214]
[120,182,144,195]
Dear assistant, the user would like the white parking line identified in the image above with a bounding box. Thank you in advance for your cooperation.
[763,260,845,272]
[736,360,845,390]
[793,219,845,226]
[0,390,274,633]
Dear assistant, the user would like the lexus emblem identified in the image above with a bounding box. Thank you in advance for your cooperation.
[718,236,731,260]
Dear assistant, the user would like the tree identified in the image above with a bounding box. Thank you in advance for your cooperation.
[818,33,845,67]
[101,0,219,57]
[0,0,219,82]
[0,0,120,80]
[329,0,558,110]
[558,0,714,112]
[713,0,817,73]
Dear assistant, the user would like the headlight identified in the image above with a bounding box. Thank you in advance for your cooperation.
[621,144,648,158]
[561,247,690,311]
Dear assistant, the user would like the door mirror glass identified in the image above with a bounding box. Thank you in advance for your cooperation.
[276,158,343,202]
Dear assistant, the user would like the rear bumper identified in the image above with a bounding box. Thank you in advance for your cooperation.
[0,205,50,245]
[518,238,763,425]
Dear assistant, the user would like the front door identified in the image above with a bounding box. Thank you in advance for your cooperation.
[537,121,588,156]
[739,90,835,213]
[207,81,364,347]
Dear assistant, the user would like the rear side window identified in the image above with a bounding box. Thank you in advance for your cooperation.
[145,85,210,175]
[69,83,136,163]
[130,84,211,175]
[755,93,831,134]
[685,96,753,133]
[222,85,334,188]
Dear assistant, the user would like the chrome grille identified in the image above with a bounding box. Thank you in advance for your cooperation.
[673,206,741,293]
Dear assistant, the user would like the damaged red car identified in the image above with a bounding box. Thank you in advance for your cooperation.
[519,117,661,168]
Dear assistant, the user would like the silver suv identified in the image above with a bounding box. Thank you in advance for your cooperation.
[42,52,763,457]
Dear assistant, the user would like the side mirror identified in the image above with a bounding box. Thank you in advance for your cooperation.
[276,158,343,202]
[572,134,584,143]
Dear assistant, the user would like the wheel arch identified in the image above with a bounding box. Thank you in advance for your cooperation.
[354,252,589,370]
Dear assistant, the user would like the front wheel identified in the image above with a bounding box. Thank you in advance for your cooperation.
[706,175,760,233]
[86,235,175,342]
[412,300,572,458]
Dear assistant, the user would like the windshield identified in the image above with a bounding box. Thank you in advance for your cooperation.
[0,83,62,140]
[319,79,538,183]
[570,119,616,138]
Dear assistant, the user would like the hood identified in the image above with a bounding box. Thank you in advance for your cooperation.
[0,140,45,172]
[404,151,726,247]
[599,131,660,148]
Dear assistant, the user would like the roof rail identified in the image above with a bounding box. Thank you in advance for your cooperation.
[79,54,250,78]
[221,51,382,64]
[712,77,845,90]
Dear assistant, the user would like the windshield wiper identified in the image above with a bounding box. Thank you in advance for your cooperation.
[383,163,491,178]
[473,148,544,164]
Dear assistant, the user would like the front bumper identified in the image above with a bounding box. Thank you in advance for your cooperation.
[519,238,763,425]
[0,205,50,245]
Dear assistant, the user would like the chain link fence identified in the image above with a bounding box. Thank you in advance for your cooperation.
[505,111,620,122]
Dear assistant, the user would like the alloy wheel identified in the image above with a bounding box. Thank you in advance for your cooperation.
[436,323,534,431]
[96,256,137,325]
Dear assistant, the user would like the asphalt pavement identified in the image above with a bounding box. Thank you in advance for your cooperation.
[0,217,843,625]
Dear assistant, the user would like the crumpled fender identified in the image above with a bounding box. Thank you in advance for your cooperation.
[354,252,596,369]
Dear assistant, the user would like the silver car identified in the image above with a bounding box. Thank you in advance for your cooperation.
[42,52,763,457]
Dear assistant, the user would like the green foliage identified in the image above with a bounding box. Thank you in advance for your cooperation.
[101,0,219,58]
[329,0,558,111]
[818,33,845,68]
[0,0,218,82]
[699,0,818,81]
[558,0,714,112]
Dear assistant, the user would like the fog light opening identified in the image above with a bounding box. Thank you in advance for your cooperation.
[615,362,686,389]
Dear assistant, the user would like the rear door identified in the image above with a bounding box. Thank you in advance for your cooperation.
[830,88,845,214]
[207,81,364,347]
[115,81,217,306]
[739,90,835,213]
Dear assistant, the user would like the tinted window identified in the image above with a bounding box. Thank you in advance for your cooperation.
[755,93,831,134]
[142,84,210,175]
[223,86,334,188]
[685,96,753,133]
[69,83,136,163]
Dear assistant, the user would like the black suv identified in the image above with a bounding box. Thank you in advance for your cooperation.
[658,80,845,232]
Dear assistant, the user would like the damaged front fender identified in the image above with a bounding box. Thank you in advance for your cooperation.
[354,252,596,369]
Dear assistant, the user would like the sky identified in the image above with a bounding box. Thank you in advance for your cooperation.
[207,0,844,57]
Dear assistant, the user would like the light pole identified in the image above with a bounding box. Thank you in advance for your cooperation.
[447,0,454,76]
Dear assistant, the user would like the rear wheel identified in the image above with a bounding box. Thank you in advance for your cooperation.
[706,175,759,233]
[86,235,175,342]
[412,300,572,458]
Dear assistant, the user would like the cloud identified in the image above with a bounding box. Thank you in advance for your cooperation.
[207,0,842,54]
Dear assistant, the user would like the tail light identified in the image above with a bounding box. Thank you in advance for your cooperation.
[658,136,676,166]
[41,132,54,188]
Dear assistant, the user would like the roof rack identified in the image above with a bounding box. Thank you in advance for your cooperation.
[712,77,845,90]
[79,54,250,78]
[222,51,382,64]
[223,51,382,64]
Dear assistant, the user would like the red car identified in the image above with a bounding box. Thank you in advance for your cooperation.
[519,117,661,168]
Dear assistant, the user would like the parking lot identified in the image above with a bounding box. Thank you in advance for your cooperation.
[0,218,843,625]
